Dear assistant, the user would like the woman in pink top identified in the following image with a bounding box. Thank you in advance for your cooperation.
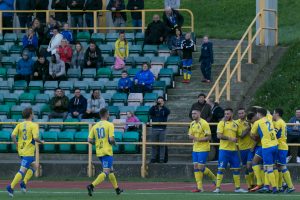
[126,111,140,131]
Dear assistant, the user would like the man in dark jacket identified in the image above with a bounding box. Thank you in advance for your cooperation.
[84,40,102,69]
[68,0,84,29]
[163,6,184,37]
[149,96,170,163]
[16,0,35,29]
[67,88,87,120]
[49,88,69,119]
[35,0,49,24]
[127,0,144,33]
[33,55,50,81]
[107,0,127,31]
[51,0,68,24]
[189,93,212,121]
[199,36,214,83]
[84,0,103,32]
[287,108,300,163]
[144,15,167,45]
[0,0,14,33]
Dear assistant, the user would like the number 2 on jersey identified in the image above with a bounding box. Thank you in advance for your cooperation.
[266,122,275,140]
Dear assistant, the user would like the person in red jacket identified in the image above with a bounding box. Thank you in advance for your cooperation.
[57,38,73,70]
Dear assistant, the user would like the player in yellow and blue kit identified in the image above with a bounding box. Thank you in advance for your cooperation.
[188,109,216,192]
[6,107,44,197]
[213,108,248,193]
[87,108,123,196]
[273,108,295,193]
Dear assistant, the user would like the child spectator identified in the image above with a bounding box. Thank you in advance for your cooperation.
[181,32,194,83]
[118,70,132,93]
[71,42,85,69]
[114,31,129,70]
[126,111,140,131]
[61,23,73,44]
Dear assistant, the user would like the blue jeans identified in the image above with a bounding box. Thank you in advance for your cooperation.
[132,19,142,32]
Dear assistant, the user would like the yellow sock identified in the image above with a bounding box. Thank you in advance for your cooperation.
[183,72,187,80]
[108,173,118,189]
[260,169,265,185]
[204,167,216,182]
[252,165,262,186]
[249,171,255,186]
[187,73,191,80]
[233,174,241,188]
[245,174,251,189]
[23,169,34,185]
[278,172,283,188]
[267,171,276,188]
[92,172,107,187]
[194,170,204,190]
[282,170,294,188]
[216,173,223,188]
[11,171,23,189]
[274,169,279,188]
[264,171,270,186]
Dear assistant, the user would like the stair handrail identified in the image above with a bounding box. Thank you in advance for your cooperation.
[206,9,278,102]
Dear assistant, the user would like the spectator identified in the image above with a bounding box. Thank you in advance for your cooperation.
[199,36,214,83]
[71,42,85,69]
[84,40,102,69]
[35,0,49,24]
[144,15,166,45]
[164,0,180,9]
[22,27,38,58]
[126,111,140,131]
[189,93,212,121]
[170,27,184,57]
[287,108,300,163]
[31,18,46,45]
[0,0,14,33]
[67,0,84,30]
[45,16,61,45]
[107,0,127,31]
[163,6,184,38]
[49,87,69,119]
[83,0,103,33]
[126,0,144,33]
[118,70,132,93]
[114,31,128,70]
[57,38,73,70]
[82,89,106,119]
[47,26,63,55]
[15,50,34,84]
[33,54,50,81]
[49,54,66,81]
[16,0,35,29]
[67,88,87,120]
[61,23,73,44]
[133,63,155,93]
[149,96,170,163]
[181,32,194,83]
[51,0,68,24]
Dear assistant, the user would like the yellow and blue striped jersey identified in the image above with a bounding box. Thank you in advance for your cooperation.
[217,120,238,151]
[273,119,288,150]
[188,119,211,152]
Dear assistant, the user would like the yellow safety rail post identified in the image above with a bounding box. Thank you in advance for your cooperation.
[88,123,93,177]
[248,27,253,64]
[35,141,40,177]
[141,123,147,178]
[141,10,146,33]
[0,12,3,34]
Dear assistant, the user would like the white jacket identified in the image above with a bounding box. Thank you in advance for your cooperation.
[47,33,63,55]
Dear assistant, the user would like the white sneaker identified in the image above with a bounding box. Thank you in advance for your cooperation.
[213,188,221,193]
[234,188,248,193]
[297,157,300,163]
[286,156,292,163]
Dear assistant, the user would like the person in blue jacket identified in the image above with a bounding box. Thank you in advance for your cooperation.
[14,50,34,84]
[22,27,39,58]
[67,88,87,121]
[61,22,73,44]
[118,70,132,93]
[0,0,14,33]
[134,63,155,93]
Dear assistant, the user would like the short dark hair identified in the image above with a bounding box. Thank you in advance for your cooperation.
[247,112,256,121]
[257,108,267,116]
[74,87,80,92]
[157,96,165,101]
[224,108,233,112]
[192,109,201,113]
[99,108,108,118]
[53,25,59,31]
[238,107,245,111]
[121,70,128,74]
[89,40,96,45]
[22,107,33,119]
[55,87,62,91]
[198,93,206,98]
[274,108,284,117]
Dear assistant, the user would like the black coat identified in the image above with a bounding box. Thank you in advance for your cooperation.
[69,95,87,115]
[145,20,167,45]
[68,0,84,15]
[84,0,103,10]
[149,105,170,129]
[189,101,212,121]
[35,0,49,21]
[84,46,102,68]
[163,9,184,34]
[51,0,68,22]
[16,0,35,16]
[126,0,144,20]
[199,42,214,64]
[33,60,49,81]
[106,0,127,22]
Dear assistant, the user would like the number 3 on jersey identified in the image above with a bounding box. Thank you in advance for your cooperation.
[97,128,105,139]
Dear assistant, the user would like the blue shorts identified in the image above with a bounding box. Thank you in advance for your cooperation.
[262,146,278,166]
[276,149,288,165]
[98,156,113,169]
[182,59,193,67]
[192,151,208,164]
[20,156,35,169]
[255,146,262,158]
[240,149,252,166]
[218,150,241,169]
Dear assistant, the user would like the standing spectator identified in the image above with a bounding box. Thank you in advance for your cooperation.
[67,0,84,30]
[33,54,49,81]
[114,31,128,70]
[0,0,14,33]
[49,54,66,81]
[118,70,132,93]
[287,108,300,163]
[61,23,73,44]
[181,32,194,83]
[164,0,180,9]
[47,26,63,55]
[49,87,69,119]
[35,0,49,24]
[51,0,68,24]
[71,42,85,69]
[16,0,35,29]
[31,18,46,45]
[163,6,184,39]
[199,36,214,83]
[14,50,34,84]
[144,15,166,45]
[84,40,102,69]
[107,0,127,31]
[133,63,155,93]
[149,96,170,163]
[126,111,140,131]
[67,88,87,120]
[83,0,103,33]
[82,89,106,119]
[45,16,61,45]
[22,27,38,58]
[170,27,184,57]
[127,0,144,33]
[189,93,212,121]
[57,39,73,70]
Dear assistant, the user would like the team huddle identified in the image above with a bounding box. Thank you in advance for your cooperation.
[189,106,295,193]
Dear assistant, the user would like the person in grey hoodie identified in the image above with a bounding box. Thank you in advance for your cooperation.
[71,42,85,69]
[82,89,106,119]
[49,53,66,81]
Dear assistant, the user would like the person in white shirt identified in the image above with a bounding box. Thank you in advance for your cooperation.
[47,26,63,55]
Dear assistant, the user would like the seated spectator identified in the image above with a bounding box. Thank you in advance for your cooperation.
[287,108,300,163]
[49,54,66,81]
[118,70,132,93]
[83,89,106,119]
[35,0,49,25]
[126,0,144,33]
[114,31,129,70]
[14,50,34,84]
[22,27,39,58]
[68,0,84,30]
[71,42,85,69]
[51,0,68,24]
[163,6,184,38]
[126,111,140,131]
[16,0,34,30]
[0,0,14,34]
[33,54,50,81]
[67,88,87,120]
[84,40,102,69]
[170,27,184,57]
[83,0,103,34]
[49,87,69,119]
[61,23,73,44]
[57,39,73,70]
[144,15,166,45]
[45,16,61,44]
[133,63,155,93]
[107,0,127,31]
[31,18,46,45]
[47,26,63,55]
